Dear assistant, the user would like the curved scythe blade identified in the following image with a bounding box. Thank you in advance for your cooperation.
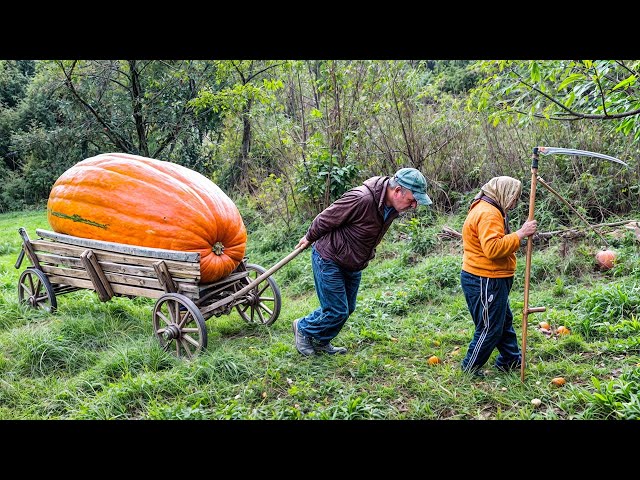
[536,146,628,167]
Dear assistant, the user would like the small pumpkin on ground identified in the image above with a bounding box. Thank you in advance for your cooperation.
[47,152,247,283]
[595,248,616,271]
[427,355,441,365]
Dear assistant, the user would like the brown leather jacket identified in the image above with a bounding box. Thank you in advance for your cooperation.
[305,176,398,271]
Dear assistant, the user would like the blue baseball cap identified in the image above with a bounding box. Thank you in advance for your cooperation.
[394,168,432,206]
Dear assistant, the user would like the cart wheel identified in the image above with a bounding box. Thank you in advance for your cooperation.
[18,267,57,313]
[235,263,281,326]
[152,293,207,359]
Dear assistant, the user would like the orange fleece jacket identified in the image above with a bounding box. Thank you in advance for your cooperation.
[461,200,521,278]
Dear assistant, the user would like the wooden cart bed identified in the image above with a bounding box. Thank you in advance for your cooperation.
[24,228,202,302]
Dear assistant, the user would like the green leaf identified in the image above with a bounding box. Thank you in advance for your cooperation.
[558,73,585,90]
[529,62,541,83]
[612,75,637,91]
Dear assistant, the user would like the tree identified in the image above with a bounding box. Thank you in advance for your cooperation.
[0,60,224,211]
[0,60,35,168]
[54,60,220,170]
[189,60,286,192]
[467,60,640,142]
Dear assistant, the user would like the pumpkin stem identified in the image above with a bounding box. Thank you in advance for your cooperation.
[212,242,225,255]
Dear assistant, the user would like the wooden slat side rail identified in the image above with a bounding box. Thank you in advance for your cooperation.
[81,249,114,302]
[44,275,198,300]
[34,252,198,283]
[28,235,202,302]
[37,264,199,295]
[36,229,200,262]
[31,240,200,279]
[20,231,226,304]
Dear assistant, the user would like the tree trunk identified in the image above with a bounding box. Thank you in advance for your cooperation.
[128,60,149,157]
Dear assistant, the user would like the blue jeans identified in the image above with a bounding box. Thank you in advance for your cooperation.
[297,247,362,344]
[460,270,521,372]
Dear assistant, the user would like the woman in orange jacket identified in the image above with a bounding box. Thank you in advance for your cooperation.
[460,176,537,377]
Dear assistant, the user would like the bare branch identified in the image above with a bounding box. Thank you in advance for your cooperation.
[56,60,134,153]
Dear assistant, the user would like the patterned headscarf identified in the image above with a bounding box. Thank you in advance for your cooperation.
[472,176,522,234]
[474,176,522,212]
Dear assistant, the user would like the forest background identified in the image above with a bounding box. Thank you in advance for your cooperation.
[2,60,639,224]
[1,60,640,423]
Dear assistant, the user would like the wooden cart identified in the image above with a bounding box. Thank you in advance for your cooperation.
[15,227,303,359]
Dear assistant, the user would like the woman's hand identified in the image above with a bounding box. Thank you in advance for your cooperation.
[516,219,537,240]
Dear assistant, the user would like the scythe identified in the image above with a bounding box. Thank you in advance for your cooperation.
[520,147,628,382]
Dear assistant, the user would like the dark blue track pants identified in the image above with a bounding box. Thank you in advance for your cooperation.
[460,270,521,373]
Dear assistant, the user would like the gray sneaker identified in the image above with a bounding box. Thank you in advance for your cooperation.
[314,342,347,355]
[292,319,315,356]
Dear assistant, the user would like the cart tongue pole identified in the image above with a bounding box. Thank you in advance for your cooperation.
[200,245,308,316]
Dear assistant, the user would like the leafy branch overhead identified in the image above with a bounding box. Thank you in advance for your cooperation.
[1,59,639,225]
[467,60,640,140]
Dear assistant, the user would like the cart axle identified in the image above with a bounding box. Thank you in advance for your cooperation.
[162,324,181,341]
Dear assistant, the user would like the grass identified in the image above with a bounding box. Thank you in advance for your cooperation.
[1,208,640,420]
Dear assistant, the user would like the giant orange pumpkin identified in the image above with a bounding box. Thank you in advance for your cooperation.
[47,152,247,283]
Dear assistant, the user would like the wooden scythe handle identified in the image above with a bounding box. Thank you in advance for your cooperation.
[521,149,546,381]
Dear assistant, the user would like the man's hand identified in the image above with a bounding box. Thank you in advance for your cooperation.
[295,236,310,250]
